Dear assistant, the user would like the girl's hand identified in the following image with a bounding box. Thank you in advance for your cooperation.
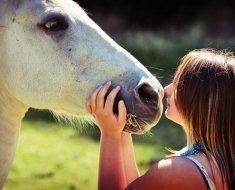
[86,81,127,138]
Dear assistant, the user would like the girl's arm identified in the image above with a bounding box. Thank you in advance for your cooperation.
[121,132,140,184]
[98,133,126,190]
[86,81,128,190]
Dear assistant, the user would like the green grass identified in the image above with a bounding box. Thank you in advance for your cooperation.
[4,120,165,190]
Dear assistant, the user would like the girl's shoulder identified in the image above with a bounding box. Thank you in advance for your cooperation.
[126,156,208,190]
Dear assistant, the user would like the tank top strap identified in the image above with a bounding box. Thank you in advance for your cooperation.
[186,156,216,190]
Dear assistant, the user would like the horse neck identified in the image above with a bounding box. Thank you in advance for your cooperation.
[0,89,28,128]
[0,88,28,187]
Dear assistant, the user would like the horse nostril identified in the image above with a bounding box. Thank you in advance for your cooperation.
[137,83,159,106]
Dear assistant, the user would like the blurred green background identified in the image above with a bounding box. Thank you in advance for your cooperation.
[4,0,235,189]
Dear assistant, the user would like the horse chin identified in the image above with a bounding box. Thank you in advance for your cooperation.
[123,122,153,135]
[123,111,162,135]
[123,124,147,135]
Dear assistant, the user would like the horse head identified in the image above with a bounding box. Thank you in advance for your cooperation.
[0,0,163,134]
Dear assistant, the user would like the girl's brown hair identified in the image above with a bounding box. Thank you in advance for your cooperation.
[173,49,235,189]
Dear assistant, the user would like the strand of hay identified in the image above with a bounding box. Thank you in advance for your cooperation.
[126,113,141,130]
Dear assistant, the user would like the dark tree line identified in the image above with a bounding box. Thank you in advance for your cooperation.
[75,0,235,37]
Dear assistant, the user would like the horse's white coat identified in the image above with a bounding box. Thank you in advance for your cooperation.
[0,0,163,187]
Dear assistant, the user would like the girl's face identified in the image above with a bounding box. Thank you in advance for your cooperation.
[164,83,184,125]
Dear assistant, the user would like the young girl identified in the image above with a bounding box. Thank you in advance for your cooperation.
[86,49,234,190]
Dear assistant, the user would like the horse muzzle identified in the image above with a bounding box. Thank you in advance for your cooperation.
[111,80,164,134]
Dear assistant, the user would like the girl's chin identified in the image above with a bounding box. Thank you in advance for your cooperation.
[164,110,177,123]
[164,109,170,118]
[164,107,169,113]
[165,114,184,126]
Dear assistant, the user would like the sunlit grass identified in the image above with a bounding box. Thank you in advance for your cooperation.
[4,120,164,190]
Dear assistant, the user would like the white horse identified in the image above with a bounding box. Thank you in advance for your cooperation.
[0,0,163,187]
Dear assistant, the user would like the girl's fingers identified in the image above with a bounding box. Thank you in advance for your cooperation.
[104,86,120,113]
[89,85,103,112]
[96,81,112,110]
[118,100,127,124]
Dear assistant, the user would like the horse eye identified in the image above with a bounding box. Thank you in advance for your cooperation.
[38,14,69,32]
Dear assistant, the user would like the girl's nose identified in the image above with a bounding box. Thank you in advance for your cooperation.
[164,83,172,96]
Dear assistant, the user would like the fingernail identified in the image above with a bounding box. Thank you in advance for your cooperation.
[120,100,124,105]
[107,81,111,85]
[115,86,120,90]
